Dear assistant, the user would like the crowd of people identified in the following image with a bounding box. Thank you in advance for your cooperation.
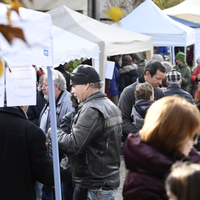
[2,48,200,200]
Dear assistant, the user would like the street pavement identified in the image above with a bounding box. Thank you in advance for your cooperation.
[115,157,126,200]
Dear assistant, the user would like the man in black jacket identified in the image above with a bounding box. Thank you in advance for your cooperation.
[118,60,166,142]
[164,70,194,104]
[0,102,54,200]
[55,65,122,200]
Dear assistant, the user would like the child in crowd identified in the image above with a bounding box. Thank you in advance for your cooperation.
[131,82,155,132]
[166,163,200,200]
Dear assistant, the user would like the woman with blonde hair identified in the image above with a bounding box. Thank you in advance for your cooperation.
[123,96,200,200]
[166,163,200,200]
[194,86,200,111]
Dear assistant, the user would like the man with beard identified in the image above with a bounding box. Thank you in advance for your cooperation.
[39,70,74,200]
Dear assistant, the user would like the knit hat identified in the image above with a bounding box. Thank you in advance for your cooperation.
[167,70,181,83]
[175,52,185,62]
[70,65,101,85]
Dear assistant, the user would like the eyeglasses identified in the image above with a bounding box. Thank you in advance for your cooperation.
[193,133,200,141]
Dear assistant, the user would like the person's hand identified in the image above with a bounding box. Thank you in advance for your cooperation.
[45,142,52,146]
[197,76,200,81]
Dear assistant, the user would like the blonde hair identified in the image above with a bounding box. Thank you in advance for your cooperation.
[194,86,200,106]
[135,82,154,101]
[166,163,200,200]
[141,96,200,158]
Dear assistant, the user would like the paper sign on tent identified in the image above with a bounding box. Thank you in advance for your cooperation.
[105,61,115,80]
[6,66,36,106]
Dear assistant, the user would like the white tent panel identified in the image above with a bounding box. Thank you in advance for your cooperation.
[0,3,53,66]
[22,0,87,14]
[163,0,200,24]
[112,0,195,47]
[48,5,153,81]
[52,25,99,71]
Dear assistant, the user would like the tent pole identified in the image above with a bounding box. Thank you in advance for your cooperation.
[47,67,62,200]
[146,50,151,61]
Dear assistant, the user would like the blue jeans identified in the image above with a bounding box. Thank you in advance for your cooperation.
[62,183,74,200]
[42,185,53,200]
[87,188,117,200]
[35,181,43,199]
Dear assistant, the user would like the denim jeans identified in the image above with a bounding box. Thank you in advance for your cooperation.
[42,185,54,200]
[87,188,117,200]
[73,186,117,200]
[35,181,43,199]
[62,183,74,200]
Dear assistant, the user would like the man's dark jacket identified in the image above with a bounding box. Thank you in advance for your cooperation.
[27,90,46,126]
[0,106,54,200]
[164,84,194,104]
[56,91,122,189]
[118,75,164,141]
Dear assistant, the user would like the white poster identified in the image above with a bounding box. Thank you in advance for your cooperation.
[6,66,36,106]
[105,61,115,80]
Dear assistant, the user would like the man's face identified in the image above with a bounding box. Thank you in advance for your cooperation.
[114,55,120,63]
[146,70,166,89]
[42,77,49,101]
[71,84,87,103]
[176,59,182,65]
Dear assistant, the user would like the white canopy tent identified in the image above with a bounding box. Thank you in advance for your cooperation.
[163,0,200,24]
[48,5,153,81]
[52,25,99,71]
[112,0,195,47]
[22,0,87,14]
[0,3,53,66]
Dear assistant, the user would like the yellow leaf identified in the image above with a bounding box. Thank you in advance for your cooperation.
[0,60,4,77]
[10,0,22,16]
[7,8,11,26]
[105,6,125,23]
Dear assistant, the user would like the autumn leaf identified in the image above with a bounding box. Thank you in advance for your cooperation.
[10,0,22,16]
[7,8,11,26]
[105,6,125,23]
[0,60,4,77]
[0,24,27,44]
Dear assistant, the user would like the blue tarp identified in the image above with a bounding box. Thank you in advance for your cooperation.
[169,15,200,28]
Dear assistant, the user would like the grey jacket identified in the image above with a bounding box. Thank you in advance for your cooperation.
[118,81,164,141]
[40,90,74,133]
[131,107,144,132]
[57,91,122,189]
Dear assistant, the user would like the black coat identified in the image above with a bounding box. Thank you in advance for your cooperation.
[0,106,54,200]
[164,84,194,104]
[118,64,140,92]
[27,90,46,126]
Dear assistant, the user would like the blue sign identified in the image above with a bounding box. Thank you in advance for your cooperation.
[44,49,49,57]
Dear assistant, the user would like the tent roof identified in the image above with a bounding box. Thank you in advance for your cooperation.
[48,5,153,80]
[163,0,200,24]
[48,6,153,55]
[52,25,99,68]
[168,15,200,29]
[0,3,53,66]
[112,0,195,47]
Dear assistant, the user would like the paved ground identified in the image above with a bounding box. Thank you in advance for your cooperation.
[115,157,126,200]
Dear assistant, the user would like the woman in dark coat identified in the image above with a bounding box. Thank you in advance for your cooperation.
[118,55,140,92]
[123,96,200,200]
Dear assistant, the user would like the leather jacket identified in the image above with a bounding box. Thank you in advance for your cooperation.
[57,91,122,189]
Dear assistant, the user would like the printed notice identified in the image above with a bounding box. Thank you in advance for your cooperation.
[105,61,115,80]
[6,66,36,106]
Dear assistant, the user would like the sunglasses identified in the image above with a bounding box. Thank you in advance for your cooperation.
[194,133,200,141]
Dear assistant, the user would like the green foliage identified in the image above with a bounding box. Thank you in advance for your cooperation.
[152,0,184,10]
[66,59,81,73]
